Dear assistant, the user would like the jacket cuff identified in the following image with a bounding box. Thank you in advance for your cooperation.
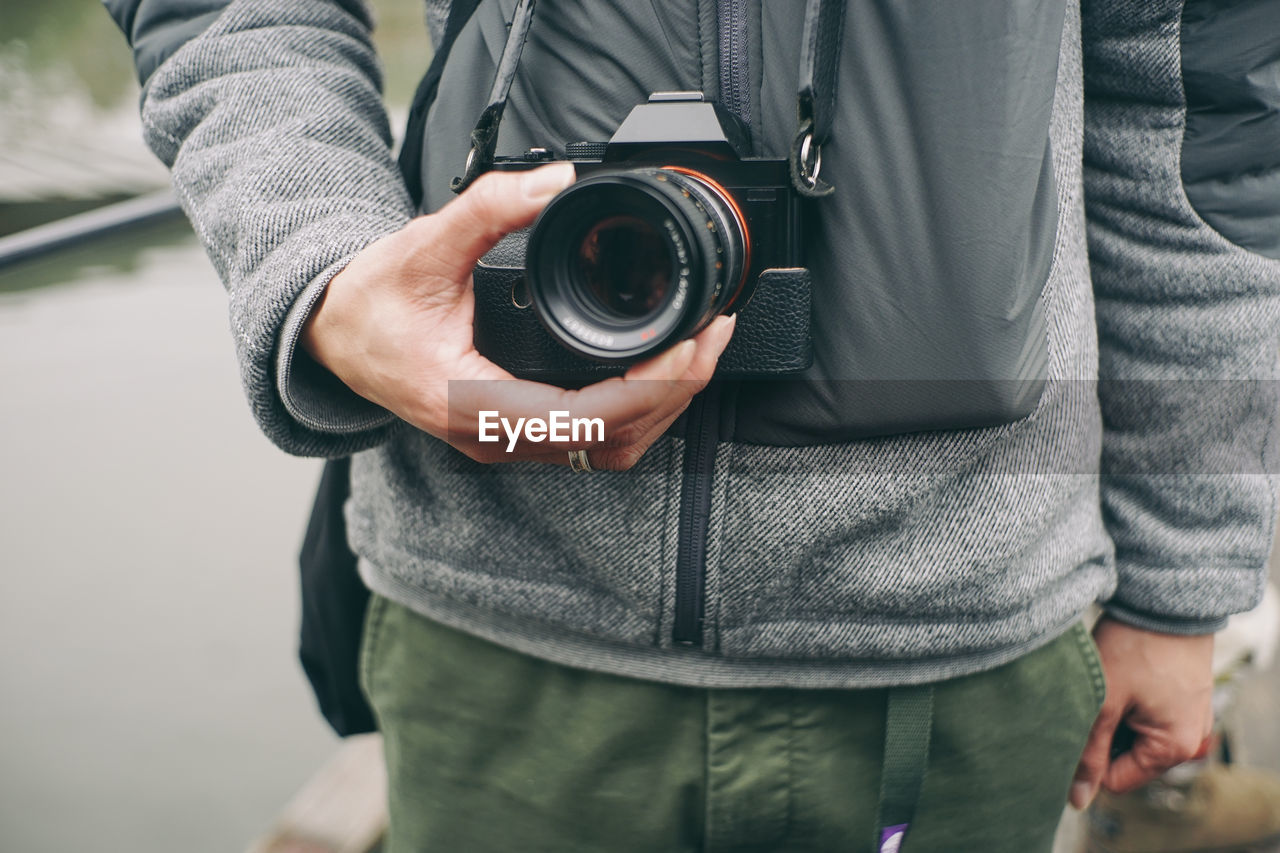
[276,257,395,435]
[1100,602,1227,637]
[1102,561,1264,636]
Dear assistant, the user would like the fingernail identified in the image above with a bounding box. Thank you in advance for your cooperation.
[1070,781,1094,811]
[522,163,576,202]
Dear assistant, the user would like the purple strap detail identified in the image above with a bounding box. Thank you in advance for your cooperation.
[879,824,908,853]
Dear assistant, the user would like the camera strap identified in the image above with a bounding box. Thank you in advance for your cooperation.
[451,0,847,197]
[450,0,538,193]
[791,0,848,197]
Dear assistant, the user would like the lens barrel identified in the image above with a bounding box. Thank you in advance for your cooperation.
[525,167,748,362]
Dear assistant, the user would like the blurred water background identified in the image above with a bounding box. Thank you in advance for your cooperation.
[0,2,425,850]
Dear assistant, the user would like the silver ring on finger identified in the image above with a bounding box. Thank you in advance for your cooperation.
[567,449,595,473]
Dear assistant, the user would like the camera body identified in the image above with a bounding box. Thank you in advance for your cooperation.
[472,92,813,382]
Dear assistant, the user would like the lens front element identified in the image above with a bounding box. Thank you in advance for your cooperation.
[575,215,672,320]
[525,167,748,363]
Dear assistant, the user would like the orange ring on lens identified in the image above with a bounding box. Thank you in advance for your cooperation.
[660,166,752,311]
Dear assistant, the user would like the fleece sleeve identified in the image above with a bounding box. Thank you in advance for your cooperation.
[1081,0,1280,634]
[122,0,416,457]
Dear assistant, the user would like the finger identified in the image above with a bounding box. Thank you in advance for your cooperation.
[445,314,734,458]
[1071,705,1121,810]
[1103,726,1205,794]
[427,163,576,277]
[513,401,691,470]
[589,403,690,471]
[626,314,736,384]
[447,340,700,449]
[1103,743,1169,794]
[605,315,736,448]
[450,357,699,465]
[682,313,737,379]
[459,400,686,468]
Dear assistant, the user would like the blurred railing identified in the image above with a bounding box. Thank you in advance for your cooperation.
[0,190,182,271]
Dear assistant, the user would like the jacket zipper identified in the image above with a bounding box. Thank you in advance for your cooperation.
[673,383,721,646]
[670,0,749,647]
[717,0,752,130]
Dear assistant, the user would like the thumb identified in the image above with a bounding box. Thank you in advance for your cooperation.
[428,163,575,277]
[1070,706,1119,810]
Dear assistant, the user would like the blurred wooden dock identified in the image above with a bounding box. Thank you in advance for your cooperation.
[0,92,168,200]
[0,79,170,236]
[0,136,167,205]
[246,734,387,853]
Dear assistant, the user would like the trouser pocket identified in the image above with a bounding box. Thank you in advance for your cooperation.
[900,621,1107,853]
[1070,619,1108,717]
[356,592,390,715]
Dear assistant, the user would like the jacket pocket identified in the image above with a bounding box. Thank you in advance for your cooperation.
[738,0,1072,443]
[1180,0,1280,260]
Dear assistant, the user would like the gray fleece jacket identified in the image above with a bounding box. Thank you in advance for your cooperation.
[128,0,1280,687]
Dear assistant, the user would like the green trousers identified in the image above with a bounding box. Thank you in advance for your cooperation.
[360,595,1105,853]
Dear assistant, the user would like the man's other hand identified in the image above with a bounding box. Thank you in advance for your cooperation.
[1070,616,1215,810]
[300,163,735,470]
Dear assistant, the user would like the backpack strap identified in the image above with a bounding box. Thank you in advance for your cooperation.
[449,0,538,194]
[398,0,485,206]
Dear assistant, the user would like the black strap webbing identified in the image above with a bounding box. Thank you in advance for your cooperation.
[876,684,934,852]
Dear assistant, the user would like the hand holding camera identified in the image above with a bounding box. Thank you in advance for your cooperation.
[300,163,736,470]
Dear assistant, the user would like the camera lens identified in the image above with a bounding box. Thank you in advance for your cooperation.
[575,215,671,319]
[525,167,749,362]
